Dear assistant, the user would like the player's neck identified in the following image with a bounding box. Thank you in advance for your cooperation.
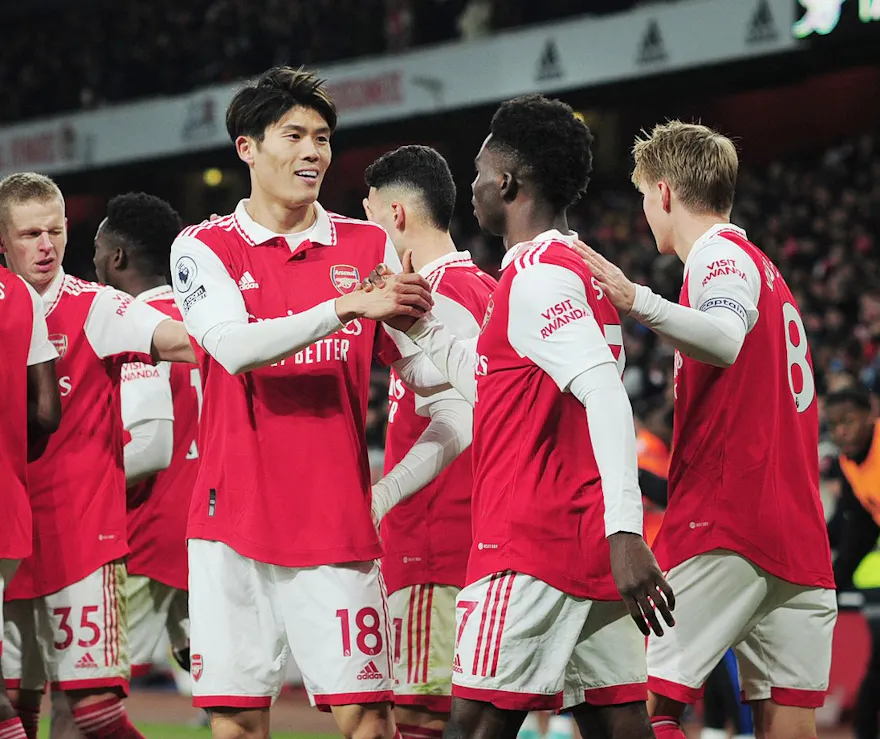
[405,229,457,273]
[117,274,166,297]
[674,213,730,263]
[503,207,569,251]
[247,191,317,235]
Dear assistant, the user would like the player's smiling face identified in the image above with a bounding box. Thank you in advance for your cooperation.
[241,105,332,208]
[0,196,67,293]
[471,135,506,236]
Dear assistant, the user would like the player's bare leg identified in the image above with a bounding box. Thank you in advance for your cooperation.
[750,701,816,739]
[332,701,397,739]
[50,689,83,738]
[396,705,448,739]
[6,689,42,739]
[208,707,270,739]
[569,701,653,739]
[647,691,688,739]
[60,688,145,739]
[443,697,527,739]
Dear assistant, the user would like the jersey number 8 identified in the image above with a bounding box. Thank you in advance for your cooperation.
[782,302,815,413]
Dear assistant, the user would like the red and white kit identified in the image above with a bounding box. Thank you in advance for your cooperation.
[381,251,495,712]
[408,231,647,711]
[636,224,837,708]
[122,286,199,673]
[2,269,168,694]
[171,200,449,710]
[0,265,57,653]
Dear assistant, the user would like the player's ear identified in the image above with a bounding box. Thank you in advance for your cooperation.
[500,172,518,203]
[113,246,127,271]
[236,135,256,166]
[659,180,672,213]
[392,201,405,232]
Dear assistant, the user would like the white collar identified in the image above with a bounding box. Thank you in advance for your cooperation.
[233,199,335,251]
[501,228,578,270]
[419,250,474,278]
[686,222,748,270]
[40,267,66,310]
[135,284,173,302]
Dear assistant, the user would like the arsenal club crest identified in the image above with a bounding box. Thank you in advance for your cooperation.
[330,265,360,295]
[480,297,494,334]
[191,653,203,682]
[48,333,68,359]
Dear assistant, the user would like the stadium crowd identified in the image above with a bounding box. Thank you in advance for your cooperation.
[0,0,652,124]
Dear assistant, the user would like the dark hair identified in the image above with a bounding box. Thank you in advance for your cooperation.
[488,94,593,211]
[104,192,183,276]
[826,386,873,411]
[226,66,338,142]
[364,145,456,230]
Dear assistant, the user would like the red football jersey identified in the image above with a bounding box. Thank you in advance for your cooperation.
[0,265,55,561]
[7,270,166,600]
[469,234,627,600]
[381,253,496,594]
[172,201,408,568]
[654,227,834,588]
[125,287,200,591]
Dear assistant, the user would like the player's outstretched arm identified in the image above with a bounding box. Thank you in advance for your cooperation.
[371,397,473,524]
[170,236,432,375]
[573,240,758,368]
[150,319,197,364]
[507,261,674,637]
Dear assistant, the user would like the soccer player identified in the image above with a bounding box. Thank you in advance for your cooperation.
[93,193,196,679]
[169,67,453,739]
[0,172,195,739]
[369,94,674,739]
[0,261,60,739]
[575,121,836,739]
[363,145,495,739]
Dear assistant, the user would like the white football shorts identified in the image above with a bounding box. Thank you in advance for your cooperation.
[2,561,130,693]
[188,539,394,710]
[452,570,647,711]
[647,550,837,708]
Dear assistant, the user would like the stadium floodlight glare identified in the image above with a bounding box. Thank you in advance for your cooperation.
[203,168,223,187]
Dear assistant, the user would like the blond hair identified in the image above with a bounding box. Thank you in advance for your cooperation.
[0,172,64,230]
[631,121,738,215]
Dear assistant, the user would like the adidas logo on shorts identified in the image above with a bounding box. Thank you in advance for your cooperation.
[357,661,383,680]
[453,654,463,674]
[75,652,99,670]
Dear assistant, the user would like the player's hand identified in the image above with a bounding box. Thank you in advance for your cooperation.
[608,532,675,637]
[336,251,431,325]
[571,240,637,314]
[209,213,221,222]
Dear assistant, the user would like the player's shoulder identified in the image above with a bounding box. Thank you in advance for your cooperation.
[175,213,241,251]
[60,274,107,299]
[510,238,588,278]
[326,211,388,245]
[428,253,495,294]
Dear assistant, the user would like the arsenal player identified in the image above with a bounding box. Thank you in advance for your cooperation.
[93,193,195,680]
[170,67,455,739]
[363,145,495,739]
[0,172,195,739]
[371,95,673,739]
[0,261,60,739]
[577,121,836,739]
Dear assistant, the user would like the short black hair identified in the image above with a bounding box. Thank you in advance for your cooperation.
[488,94,593,212]
[364,145,456,230]
[826,386,873,411]
[226,66,338,142]
[103,192,183,277]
